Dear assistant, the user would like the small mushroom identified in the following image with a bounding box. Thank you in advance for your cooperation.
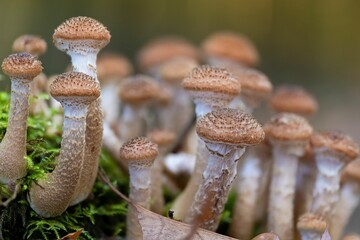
[119,137,158,240]
[184,108,264,231]
[251,233,280,240]
[53,16,111,205]
[0,53,42,205]
[265,113,313,240]
[297,213,328,240]
[147,129,175,214]
[28,72,100,217]
[201,31,259,67]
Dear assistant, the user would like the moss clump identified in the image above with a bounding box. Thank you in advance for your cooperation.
[0,92,128,240]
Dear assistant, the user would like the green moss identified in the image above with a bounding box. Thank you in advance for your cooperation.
[0,92,128,240]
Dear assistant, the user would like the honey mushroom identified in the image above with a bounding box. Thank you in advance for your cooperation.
[297,212,328,240]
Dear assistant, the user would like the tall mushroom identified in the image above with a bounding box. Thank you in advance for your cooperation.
[0,53,42,205]
[53,16,111,205]
[172,65,240,220]
[264,113,313,240]
[185,108,265,231]
[119,137,158,240]
[28,72,100,217]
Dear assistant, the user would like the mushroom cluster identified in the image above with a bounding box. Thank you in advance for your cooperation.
[0,16,359,240]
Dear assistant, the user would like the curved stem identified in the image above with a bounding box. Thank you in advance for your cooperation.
[150,152,165,214]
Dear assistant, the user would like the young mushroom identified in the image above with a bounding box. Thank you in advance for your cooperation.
[264,113,313,240]
[53,16,111,205]
[172,65,241,220]
[0,53,42,205]
[119,137,158,240]
[310,132,359,233]
[184,108,265,231]
[251,232,280,240]
[28,72,100,217]
[297,213,328,240]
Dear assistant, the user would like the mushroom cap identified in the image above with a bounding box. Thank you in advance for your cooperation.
[311,131,359,161]
[50,72,100,103]
[160,57,198,83]
[53,16,111,51]
[196,108,265,146]
[343,234,360,240]
[1,52,43,79]
[297,213,327,233]
[182,65,240,96]
[12,35,47,56]
[341,159,360,183]
[230,67,273,96]
[119,137,159,166]
[97,53,133,83]
[264,113,313,142]
[137,36,199,71]
[269,85,318,116]
[251,233,280,240]
[119,74,160,105]
[202,31,259,67]
[147,129,175,146]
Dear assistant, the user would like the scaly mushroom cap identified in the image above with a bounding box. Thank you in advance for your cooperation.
[269,85,318,116]
[12,35,47,56]
[119,136,159,167]
[53,16,111,52]
[311,131,359,162]
[50,72,100,104]
[137,36,199,71]
[119,74,160,105]
[297,213,328,233]
[147,129,175,147]
[202,31,259,67]
[196,108,264,146]
[251,233,280,240]
[160,57,198,83]
[1,52,43,79]
[343,234,360,240]
[97,53,133,83]
[264,113,313,142]
[230,67,272,97]
[182,65,240,95]
[341,159,360,183]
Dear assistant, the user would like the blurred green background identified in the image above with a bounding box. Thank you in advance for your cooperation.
[0,0,359,233]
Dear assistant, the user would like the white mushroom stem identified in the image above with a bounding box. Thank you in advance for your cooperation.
[268,145,302,240]
[29,101,89,217]
[69,51,98,78]
[229,147,264,239]
[102,123,126,171]
[298,228,325,240]
[185,143,245,231]
[127,164,152,240]
[0,79,31,185]
[331,182,360,240]
[310,151,346,218]
[120,105,146,141]
[101,82,121,127]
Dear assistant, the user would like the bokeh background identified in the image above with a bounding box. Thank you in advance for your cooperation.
[0,0,359,232]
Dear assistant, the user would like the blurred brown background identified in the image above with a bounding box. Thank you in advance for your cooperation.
[0,0,359,231]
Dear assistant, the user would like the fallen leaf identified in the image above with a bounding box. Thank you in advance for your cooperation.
[59,228,83,240]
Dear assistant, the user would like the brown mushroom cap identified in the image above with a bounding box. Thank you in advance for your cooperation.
[50,72,100,103]
[341,159,360,183]
[119,136,159,166]
[230,67,272,97]
[137,36,199,71]
[251,233,280,240]
[1,52,43,79]
[264,113,313,142]
[202,31,259,67]
[297,213,327,233]
[182,65,240,96]
[269,85,318,116]
[147,129,175,146]
[311,131,359,161]
[196,108,264,146]
[53,16,111,51]
[160,57,198,83]
[12,35,47,56]
[119,74,160,105]
[97,53,133,83]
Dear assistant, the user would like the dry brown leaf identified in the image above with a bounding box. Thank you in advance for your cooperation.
[59,228,83,240]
